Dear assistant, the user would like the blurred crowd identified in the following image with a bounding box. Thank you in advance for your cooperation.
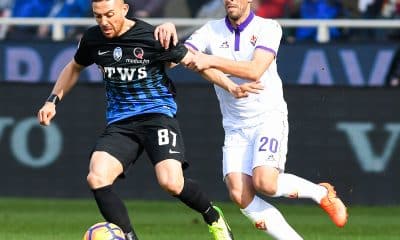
[0,0,172,40]
[0,0,399,42]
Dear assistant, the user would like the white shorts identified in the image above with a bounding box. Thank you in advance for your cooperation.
[222,113,288,178]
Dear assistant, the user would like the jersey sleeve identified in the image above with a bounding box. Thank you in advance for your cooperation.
[74,32,94,66]
[184,23,210,53]
[255,20,282,56]
[156,42,189,63]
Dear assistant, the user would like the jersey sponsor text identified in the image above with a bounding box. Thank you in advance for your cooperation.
[103,66,148,81]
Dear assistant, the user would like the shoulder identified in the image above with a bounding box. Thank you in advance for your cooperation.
[206,18,226,30]
[81,25,104,42]
[132,19,156,33]
[254,17,282,31]
[122,19,157,42]
[194,18,226,35]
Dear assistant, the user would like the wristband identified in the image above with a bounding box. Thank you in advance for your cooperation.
[46,94,60,105]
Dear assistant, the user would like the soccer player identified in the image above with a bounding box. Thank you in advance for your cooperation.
[37,0,261,239]
[182,0,349,239]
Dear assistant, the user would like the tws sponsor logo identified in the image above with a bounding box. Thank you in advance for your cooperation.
[103,66,148,81]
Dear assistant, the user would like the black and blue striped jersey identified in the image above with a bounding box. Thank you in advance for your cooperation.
[74,19,188,124]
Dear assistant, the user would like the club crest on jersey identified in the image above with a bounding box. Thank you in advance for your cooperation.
[133,47,144,59]
[220,41,229,48]
[250,35,258,46]
[113,47,123,62]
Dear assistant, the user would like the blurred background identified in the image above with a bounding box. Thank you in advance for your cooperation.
[0,0,399,207]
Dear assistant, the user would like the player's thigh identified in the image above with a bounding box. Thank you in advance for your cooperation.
[223,129,254,177]
[89,151,124,185]
[142,115,188,168]
[92,122,143,175]
[252,113,288,172]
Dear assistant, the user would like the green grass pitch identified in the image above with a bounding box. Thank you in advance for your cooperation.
[0,198,399,239]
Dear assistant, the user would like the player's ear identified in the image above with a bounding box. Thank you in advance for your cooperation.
[122,3,129,17]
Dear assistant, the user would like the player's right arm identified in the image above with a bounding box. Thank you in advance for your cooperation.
[180,51,263,98]
[37,59,84,126]
[188,48,275,82]
[186,19,282,82]
[200,68,263,98]
[154,24,263,98]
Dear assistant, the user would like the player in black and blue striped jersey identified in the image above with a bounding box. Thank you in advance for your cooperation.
[37,1,262,240]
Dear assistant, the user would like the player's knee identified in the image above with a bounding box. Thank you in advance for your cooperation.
[229,188,248,208]
[158,177,183,195]
[253,178,277,196]
[87,171,112,189]
[229,192,246,208]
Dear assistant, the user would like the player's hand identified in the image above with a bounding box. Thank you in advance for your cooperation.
[186,49,211,71]
[231,81,264,98]
[154,22,178,50]
[37,102,57,126]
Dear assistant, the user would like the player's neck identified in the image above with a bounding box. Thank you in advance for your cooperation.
[119,18,136,36]
[228,9,251,28]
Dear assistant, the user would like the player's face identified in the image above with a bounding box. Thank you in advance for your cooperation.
[92,0,129,38]
[223,0,252,22]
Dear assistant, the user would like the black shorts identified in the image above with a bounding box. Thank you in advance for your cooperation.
[92,113,188,174]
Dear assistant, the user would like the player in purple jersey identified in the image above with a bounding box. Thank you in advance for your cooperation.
[37,0,263,240]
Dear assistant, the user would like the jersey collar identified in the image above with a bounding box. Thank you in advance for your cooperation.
[225,11,255,33]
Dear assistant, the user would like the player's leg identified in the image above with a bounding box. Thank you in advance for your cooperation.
[154,159,216,223]
[251,113,327,201]
[87,122,142,240]
[253,165,348,228]
[222,130,302,239]
[252,113,348,227]
[253,166,327,203]
[224,172,302,239]
[154,159,233,239]
[239,195,303,240]
[145,115,233,239]
[224,172,255,209]
[88,151,139,240]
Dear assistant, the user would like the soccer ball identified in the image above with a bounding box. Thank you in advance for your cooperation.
[82,222,125,240]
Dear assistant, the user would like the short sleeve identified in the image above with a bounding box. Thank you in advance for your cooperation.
[255,20,282,56]
[184,23,210,53]
[74,33,94,67]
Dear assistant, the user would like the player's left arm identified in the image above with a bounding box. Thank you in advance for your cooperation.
[188,49,275,82]
[153,22,179,67]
